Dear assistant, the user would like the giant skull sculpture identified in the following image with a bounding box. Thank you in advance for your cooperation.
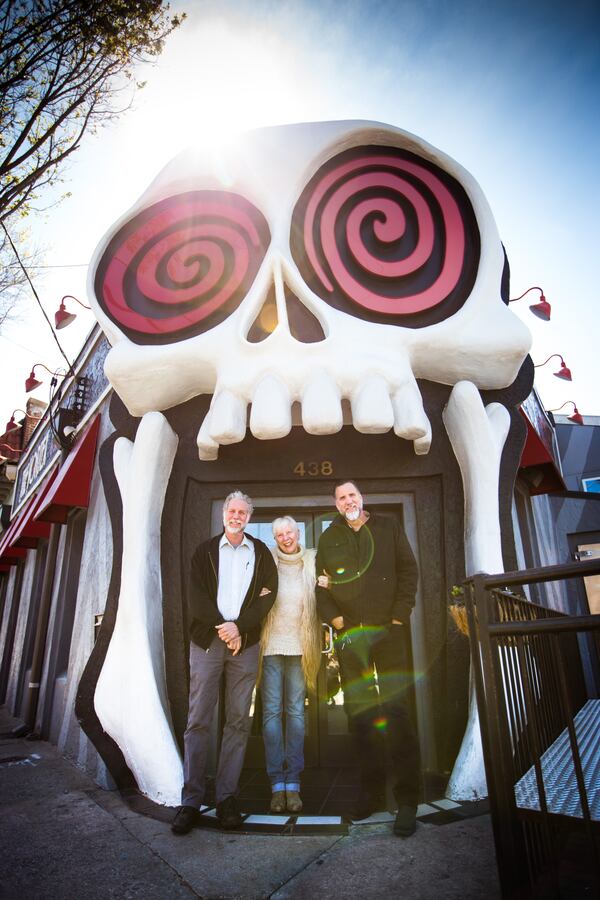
[86,121,531,806]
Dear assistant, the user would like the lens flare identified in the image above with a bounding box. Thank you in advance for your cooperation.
[373,716,388,732]
[320,521,375,585]
[331,625,426,714]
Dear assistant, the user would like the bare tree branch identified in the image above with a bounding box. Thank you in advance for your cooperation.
[0,227,42,331]
[0,0,184,231]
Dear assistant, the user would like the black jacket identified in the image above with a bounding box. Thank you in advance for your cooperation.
[188,533,278,650]
[316,512,418,628]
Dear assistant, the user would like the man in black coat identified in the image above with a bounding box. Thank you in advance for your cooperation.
[172,490,278,834]
[316,480,421,836]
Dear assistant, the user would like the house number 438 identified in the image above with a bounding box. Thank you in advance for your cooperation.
[293,461,334,477]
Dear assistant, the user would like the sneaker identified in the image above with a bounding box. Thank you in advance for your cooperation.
[171,805,201,835]
[393,804,417,837]
[216,795,243,830]
[270,791,286,813]
[286,790,303,813]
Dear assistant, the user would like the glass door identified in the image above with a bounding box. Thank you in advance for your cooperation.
[212,494,422,771]
[244,507,339,767]
[242,503,415,768]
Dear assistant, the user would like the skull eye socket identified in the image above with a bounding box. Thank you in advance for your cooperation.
[95,191,270,344]
[291,146,480,327]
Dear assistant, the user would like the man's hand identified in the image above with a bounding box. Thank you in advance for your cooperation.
[331,616,344,631]
[259,587,271,597]
[227,636,242,656]
[391,619,404,625]
[216,621,240,643]
[317,569,330,589]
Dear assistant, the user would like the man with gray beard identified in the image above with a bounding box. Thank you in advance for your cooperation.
[316,480,421,836]
[172,490,277,834]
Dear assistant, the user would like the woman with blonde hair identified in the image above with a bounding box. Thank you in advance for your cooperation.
[260,516,321,814]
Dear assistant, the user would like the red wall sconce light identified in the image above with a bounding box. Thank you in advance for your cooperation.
[534,354,572,381]
[55,295,91,330]
[549,401,584,425]
[510,286,551,321]
[4,409,27,432]
[25,364,63,393]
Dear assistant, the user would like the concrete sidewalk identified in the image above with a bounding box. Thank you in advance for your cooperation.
[0,707,501,900]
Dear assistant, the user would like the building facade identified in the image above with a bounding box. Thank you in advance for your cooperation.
[1,121,597,809]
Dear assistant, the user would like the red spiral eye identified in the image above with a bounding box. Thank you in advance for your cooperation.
[291,147,480,326]
[95,191,270,343]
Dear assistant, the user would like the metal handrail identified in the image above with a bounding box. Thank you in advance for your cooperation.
[464,559,600,899]
[489,614,599,637]
[470,556,600,589]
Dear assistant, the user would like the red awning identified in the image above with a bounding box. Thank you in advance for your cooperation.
[9,467,59,548]
[36,415,101,524]
[519,409,566,495]
[0,473,55,564]
[0,548,27,565]
[0,496,36,563]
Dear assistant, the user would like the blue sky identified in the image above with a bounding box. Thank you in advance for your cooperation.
[2,0,599,428]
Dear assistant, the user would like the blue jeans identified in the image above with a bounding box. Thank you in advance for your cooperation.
[261,655,305,791]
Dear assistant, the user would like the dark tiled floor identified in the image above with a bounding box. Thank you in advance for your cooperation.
[130,767,489,833]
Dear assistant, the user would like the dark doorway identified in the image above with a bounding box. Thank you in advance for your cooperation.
[207,492,429,774]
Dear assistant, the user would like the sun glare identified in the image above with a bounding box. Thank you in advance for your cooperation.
[131,16,317,165]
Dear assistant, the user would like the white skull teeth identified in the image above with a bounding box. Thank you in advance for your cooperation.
[249,374,292,440]
[392,381,431,441]
[196,414,219,461]
[413,422,433,456]
[301,371,343,435]
[351,375,394,433]
[196,371,432,460]
[207,389,246,445]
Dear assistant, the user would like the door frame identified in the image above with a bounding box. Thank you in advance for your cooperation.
[210,489,435,772]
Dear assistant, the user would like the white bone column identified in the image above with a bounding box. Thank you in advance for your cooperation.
[442,380,510,800]
[94,412,183,805]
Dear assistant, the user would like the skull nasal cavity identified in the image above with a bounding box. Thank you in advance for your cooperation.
[247,285,278,343]
[284,287,325,343]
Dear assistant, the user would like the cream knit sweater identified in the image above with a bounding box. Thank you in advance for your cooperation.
[263,546,305,656]
[259,546,321,690]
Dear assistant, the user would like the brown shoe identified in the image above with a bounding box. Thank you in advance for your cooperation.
[270,790,286,813]
[286,790,303,813]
